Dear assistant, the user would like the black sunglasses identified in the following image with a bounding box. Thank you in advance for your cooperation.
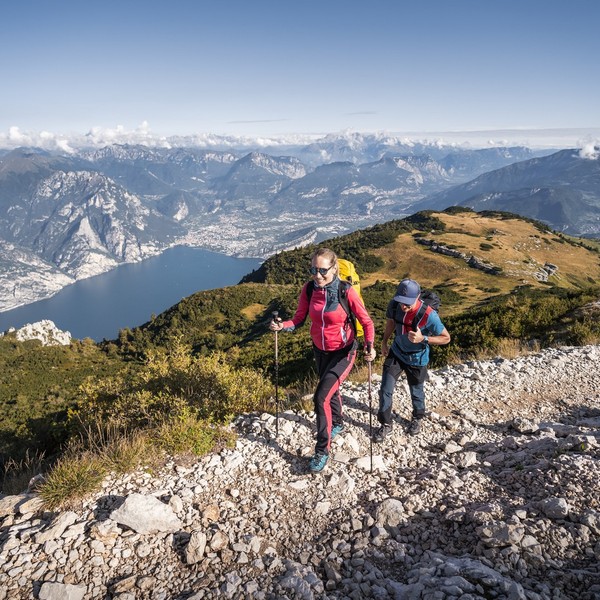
[309,265,334,277]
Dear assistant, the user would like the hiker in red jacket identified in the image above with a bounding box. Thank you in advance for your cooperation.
[270,248,376,473]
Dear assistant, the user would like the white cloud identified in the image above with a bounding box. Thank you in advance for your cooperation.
[83,122,164,146]
[578,141,600,160]
[1,126,73,152]
[1,125,599,154]
[0,122,173,151]
[56,138,75,154]
[8,126,30,144]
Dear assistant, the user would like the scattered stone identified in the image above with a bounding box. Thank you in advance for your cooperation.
[540,497,570,519]
[1,344,599,600]
[38,582,86,600]
[109,493,182,534]
[185,531,207,564]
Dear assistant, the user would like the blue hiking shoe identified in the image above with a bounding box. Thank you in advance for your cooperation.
[309,453,328,473]
[331,423,345,440]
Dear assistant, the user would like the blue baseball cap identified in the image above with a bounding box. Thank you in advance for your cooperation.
[393,279,421,304]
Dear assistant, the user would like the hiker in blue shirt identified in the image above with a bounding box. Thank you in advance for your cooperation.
[374,279,450,439]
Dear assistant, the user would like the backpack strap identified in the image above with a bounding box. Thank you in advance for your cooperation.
[306,279,356,335]
[391,300,402,323]
[300,281,314,326]
[305,280,314,302]
[391,299,430,331]
[411,302,432,332]
[338,281,356,336]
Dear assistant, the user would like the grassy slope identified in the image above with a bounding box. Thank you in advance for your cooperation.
[364,210,600,313]
[0,337,129,461]
[2,208,600,464]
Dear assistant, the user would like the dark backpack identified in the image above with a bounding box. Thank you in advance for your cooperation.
[305,280,360,337]
[392,289,441,332]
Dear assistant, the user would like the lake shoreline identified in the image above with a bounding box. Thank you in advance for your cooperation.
[0,247,262,342]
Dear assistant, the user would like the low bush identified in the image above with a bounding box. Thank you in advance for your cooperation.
[153,409,236,457]
[74,341,274,432]
[39,452,107,509]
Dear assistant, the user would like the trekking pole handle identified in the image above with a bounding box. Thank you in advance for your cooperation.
[271,311,282,331]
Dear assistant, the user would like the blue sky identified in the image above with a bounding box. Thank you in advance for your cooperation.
[1,0,599,145]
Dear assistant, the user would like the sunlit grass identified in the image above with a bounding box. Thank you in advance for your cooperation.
[153,413,236,457]
[39,452,107,509]
[37,417,237,509]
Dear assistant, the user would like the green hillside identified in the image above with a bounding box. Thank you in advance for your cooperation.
[114,208,600,373]
[2,208,600,491]
[0,337,130,465]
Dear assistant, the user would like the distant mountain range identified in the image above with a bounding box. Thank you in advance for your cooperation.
[1,133,598,312]
[414,148,600,236]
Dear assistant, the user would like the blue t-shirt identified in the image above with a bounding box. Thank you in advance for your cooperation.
[386,299,445,366]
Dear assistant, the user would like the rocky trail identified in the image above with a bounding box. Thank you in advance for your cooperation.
[1,345,600,600]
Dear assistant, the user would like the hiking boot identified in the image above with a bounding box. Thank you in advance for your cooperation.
[309,453,328,473]
[331,423,345,440]
[407,418,422,436]
[373,423,393,443]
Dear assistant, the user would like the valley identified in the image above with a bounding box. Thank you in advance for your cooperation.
[0,135,563,312]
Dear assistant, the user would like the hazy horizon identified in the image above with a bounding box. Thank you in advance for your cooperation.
[2,126,599,154]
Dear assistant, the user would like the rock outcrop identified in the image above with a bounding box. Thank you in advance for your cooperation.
[1,345,599,599]
[414,238,503,275]
[1,319,72,346]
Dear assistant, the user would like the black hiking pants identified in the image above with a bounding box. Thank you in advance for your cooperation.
[312,340,357,455]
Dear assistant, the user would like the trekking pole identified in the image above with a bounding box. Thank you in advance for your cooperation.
[368,355,373,473]
[272,311,280,437]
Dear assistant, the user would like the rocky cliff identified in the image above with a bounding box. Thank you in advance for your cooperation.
[1,345,599,600]
[1,320,72,346]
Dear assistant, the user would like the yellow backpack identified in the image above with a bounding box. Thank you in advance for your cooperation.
[337,258,365,339]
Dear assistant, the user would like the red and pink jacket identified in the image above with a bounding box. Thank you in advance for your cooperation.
[281,279,375,352]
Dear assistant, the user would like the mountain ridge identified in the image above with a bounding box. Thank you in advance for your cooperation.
[416,148,600,235]
[0,141,597,314]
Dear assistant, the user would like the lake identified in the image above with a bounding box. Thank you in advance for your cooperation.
[0,247,262,341]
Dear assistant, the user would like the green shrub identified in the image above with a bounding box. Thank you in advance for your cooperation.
[153,410,236,456]
[39,452,107,509]
[438,286,600,365]
[177,351,274,422]
[74,341,274,430]
[443,206,475,215]
[0,337,130,467]
[567,316,600,346]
